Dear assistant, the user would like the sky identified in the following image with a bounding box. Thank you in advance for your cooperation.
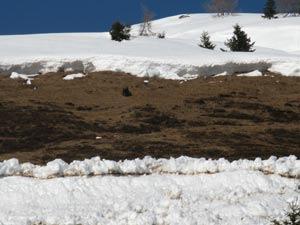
[0,0,265,35]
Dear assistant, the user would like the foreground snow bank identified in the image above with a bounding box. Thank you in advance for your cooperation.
[0,171,298,225]
[0,156,299,179]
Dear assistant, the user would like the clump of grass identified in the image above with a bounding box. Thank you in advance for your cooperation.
[271,201,300,225]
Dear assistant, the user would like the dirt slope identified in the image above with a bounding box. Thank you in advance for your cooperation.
[0,71,299,164]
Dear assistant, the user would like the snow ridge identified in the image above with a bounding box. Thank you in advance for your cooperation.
[0,57,272,80]
[0,155,299,179]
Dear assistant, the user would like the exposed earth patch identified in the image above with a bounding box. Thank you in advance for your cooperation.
[0,71,299,164]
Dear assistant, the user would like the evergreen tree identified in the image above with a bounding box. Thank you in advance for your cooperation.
[109,22,131,42]
[199,32,216,50]
[225,24,255,52]
[263,0,277,19]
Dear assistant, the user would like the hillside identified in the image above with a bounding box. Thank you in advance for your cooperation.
[0,14,299,79]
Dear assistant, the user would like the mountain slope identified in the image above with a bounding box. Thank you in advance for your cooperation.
[0,14,299,79]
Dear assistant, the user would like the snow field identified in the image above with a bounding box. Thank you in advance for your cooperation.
[0,14,299,79]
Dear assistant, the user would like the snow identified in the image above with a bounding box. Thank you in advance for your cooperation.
[0,170,298,225]
[0,14,299,79]
[0,155,299,179]
[63,73,86,80]
[237,70,263,77]
[9,72,38,85]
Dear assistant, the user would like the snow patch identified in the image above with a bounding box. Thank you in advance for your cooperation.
[10,72,38,85]
[63,73,86,80]
[237,70,263,77]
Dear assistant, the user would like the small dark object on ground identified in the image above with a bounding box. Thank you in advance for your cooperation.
[157,32,166,39]
[179,15,190,19]
[122,87,132,97]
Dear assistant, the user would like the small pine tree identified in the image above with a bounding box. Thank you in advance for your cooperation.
[225,24,255,52]
[109,22,131,42]
[263,0,277,19]
[199,32,216,50]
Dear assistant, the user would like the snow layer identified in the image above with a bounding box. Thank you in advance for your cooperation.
[0,171,298,225]
[0,14,299,79]
[0,156,299,179]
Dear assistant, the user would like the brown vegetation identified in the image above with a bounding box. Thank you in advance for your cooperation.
[0,71,299,164]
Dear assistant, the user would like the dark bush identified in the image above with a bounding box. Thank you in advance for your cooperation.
[122,87,132,97]
[109,21,131,42]
[157,32,166,39]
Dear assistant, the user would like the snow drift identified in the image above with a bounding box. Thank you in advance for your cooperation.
[0,155,299,179]
[0,14,299,79]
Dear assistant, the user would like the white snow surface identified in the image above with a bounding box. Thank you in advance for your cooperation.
[0,170,299,225]
[0,14,300,79]
[63,73,86,80]
[238,70,263,77]
[9,72,38,85]
[0,156,299,225]
[0,155,299,179]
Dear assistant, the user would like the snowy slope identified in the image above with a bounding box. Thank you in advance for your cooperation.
[0,14,299,79]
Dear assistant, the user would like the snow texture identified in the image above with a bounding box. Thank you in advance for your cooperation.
[0,156,299,179]
[237,70,263,77]
[0,14,299,79]
[0,170,299,225]
[63,73,86,80]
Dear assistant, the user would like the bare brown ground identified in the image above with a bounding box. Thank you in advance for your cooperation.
[0,71,299,164]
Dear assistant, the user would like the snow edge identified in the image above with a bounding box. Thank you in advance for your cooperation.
[0,155,299,179]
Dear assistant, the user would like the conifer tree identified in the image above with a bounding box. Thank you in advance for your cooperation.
[199,32,216,50]
[225,24,255,52]
[263,0,277,19]
[109,22,131,42]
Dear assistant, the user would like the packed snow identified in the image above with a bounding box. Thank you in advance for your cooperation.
[0,170,299,225]
[0,14,299,79]
[0,155,299,179]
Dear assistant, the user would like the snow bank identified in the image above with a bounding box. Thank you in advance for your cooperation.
[0,155,299,179]
[0,14,299,79]
[0,170,298,225]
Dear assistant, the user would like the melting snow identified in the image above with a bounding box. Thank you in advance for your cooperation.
[10,72,38,85]
[238,70,263,77]
[63,73,86,80]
